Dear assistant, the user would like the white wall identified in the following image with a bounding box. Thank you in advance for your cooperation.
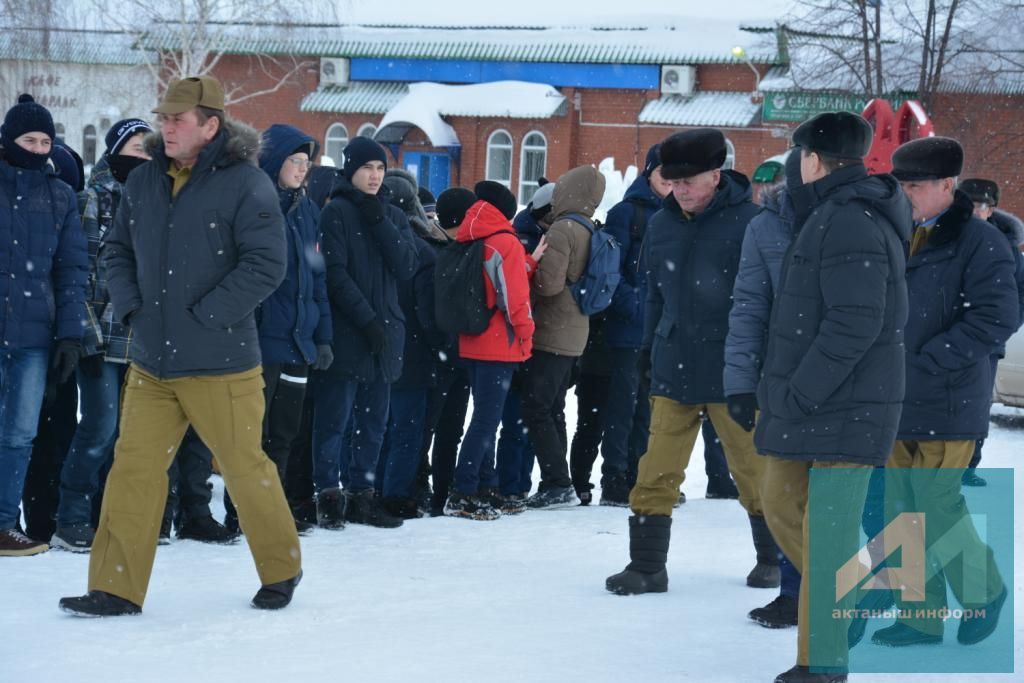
[0,60,157,168]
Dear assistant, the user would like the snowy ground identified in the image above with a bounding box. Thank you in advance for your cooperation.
[3,401,1022,682]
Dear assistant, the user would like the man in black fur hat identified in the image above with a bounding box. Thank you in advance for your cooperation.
[755,112,912,682]
[604,128,776,595]
[864,139,1016,651]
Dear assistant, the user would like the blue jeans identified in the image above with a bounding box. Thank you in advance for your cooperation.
[57,361,128,526]
[312,374,390,493]
[497,383,535,496]
[380,387,427,499]
[454,360,516,495]
[0,349,49,528]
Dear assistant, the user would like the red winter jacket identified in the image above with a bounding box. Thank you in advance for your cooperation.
[456,200,534,362]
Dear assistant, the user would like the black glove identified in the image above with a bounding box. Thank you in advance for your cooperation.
[355,194,385,225]
[51,339,84,385]
[360,320,386,355]
[313,344,334,371]
[79,353,105,379]
[638,349,651,382]
[727,393,758,432]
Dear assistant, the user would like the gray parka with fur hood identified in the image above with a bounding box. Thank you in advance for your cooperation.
[103,119,286,379]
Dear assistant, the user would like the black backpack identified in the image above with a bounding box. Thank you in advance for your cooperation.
[434,239,493,335]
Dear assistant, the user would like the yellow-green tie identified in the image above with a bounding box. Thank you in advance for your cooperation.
[909,225,928,256]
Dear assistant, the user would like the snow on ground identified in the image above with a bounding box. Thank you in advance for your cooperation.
[3,398,1022,682]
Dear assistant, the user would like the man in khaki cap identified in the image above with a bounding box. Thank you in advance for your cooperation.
[59,76,303,616]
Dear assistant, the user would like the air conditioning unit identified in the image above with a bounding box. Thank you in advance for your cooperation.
[660,65,696,96]
[320,57,350,86]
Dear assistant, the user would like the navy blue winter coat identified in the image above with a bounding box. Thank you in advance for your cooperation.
[723,185,799,396]
[604,174,661,349]
[256,125,331,366]
[988,208,1024,358]
[897,191,1019,441]
[0,151,88,349]
[394,232,446,389]
[755,165,911,465]
[642,170,760,404]
[319,176,418,383]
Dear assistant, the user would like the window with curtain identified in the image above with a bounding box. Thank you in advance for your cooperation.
[518,131,547,205]
[324,123,349,165]
[485,129,513,187]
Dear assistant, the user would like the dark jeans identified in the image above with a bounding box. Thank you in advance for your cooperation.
[496,382,535,496]
[286,393,316,507]
[424,363,471,507]
[599,347,650,489]
[57,361,128,526]
[453,360,516,495]
[569,371,610,493]
[380,387,428,499]
[312,373,390,493]
[969,356,999,469]
[225,363,307,524]
[520,350,575,490]
[0,348,49,530]
[23,371,78,541]
[702,419,738,496]
[164,427,214,526]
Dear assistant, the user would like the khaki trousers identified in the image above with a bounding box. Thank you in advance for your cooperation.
[885,439,1004,636]
[629,397,765,517]
[762,457,872,667]
[88,366,301,606]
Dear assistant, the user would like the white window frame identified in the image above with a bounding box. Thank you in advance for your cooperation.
[82,124,97,166]
[724,137,736,171]
[357,122,378,139]
[485,129,513,187]
[324,122,349,166]
[517,130,548,205]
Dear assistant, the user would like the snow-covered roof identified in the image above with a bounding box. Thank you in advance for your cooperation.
[300,82,407,114]
[0,28,151,66]
[639,91,761,128]
[141,22,783,65]
[373,81,567,147]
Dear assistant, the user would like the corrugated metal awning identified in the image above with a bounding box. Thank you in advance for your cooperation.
[299,82,408,114]
[639,91,761,127]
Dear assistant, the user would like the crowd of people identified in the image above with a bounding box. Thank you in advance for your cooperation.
[0,73,1019,682]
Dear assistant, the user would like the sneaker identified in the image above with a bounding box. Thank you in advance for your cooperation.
[525,486,580,510]
[443,493,501,521]
[59,590,142,617]
[344,490,404,528]
[176,515,240,545]
[478,488,526,515]
[158,518,172,546]
[0,527,49,556]
[252,570,302,610]
[749,595,798,629]
[316,487,346,529]
[51,524,95,553]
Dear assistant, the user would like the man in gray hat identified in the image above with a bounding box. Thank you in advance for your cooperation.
[60,76,302,616]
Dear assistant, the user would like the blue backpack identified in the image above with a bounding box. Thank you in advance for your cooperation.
[563,213,622,315]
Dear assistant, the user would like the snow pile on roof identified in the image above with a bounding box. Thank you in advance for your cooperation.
[640,92,761,128]
[376,81,567,147]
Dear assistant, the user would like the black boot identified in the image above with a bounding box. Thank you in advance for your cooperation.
[747,514,781,588]
[774,665,847,682]
[252,570,302,610]
[605,515,671,595]
[316,487,346,530]
[176,515,240,545]
[749,594,798,628]
[59,591,142,617]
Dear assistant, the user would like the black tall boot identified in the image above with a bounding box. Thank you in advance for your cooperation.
[605,515,671,595]
[747,514,781,588]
